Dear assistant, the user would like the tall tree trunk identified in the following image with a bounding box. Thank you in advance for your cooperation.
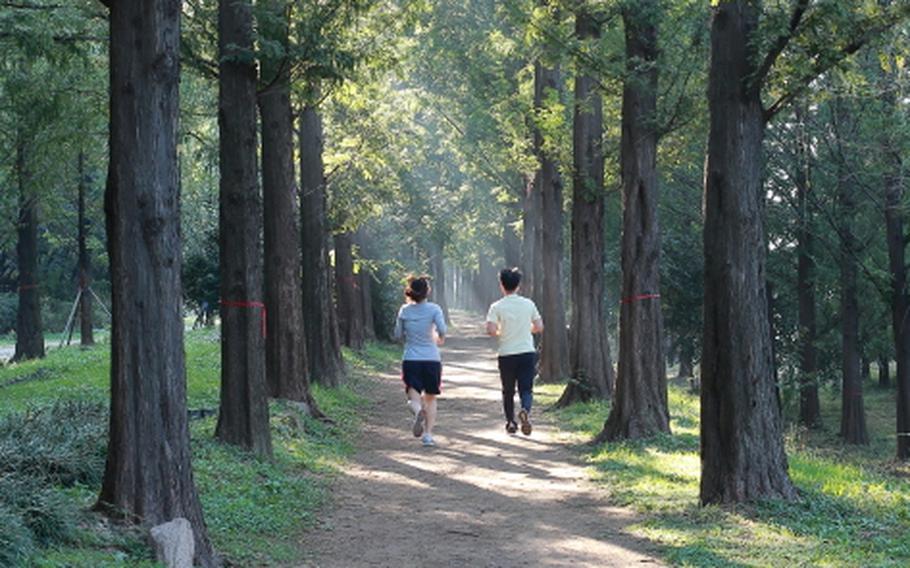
[77,151,94,346]
[795,104,819,427]
[534,58,570,383]
[334,231,364,349]
[838,167,868,444]
[299,104,345,386]
[878,357,890,389]
[883,140,908,454]
[354,230,377,341]
[98,2,214,563]
[880,60,910,459]
[700,0,796,504]
[430,241,450,323]
[216,0,272,456]
[258,0,317,414]
[13,139,44,362]
[834,101,868,445]
[558,9,613,408]
[677,345,694,379]
[503,194,522,269]
[602,1,669,438]
[521,174,542,304]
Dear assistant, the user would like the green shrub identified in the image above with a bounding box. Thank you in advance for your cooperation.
[0,402,107,565]
[0,476,78,547]
[0,401,108,486]
[0,503,36,568]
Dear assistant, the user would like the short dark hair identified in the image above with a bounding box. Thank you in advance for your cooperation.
[405,275,430,302]
[499,268,521,292]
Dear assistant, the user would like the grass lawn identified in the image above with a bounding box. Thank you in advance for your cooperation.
[0,330,396,567]
[537,380,910,567]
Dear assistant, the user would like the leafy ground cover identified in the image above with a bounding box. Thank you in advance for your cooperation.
[538,381,910,567]
[0,330,392,567]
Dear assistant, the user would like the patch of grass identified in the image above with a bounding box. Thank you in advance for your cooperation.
[0,330,377,567]
[550,381,910,567]
[343,341,401,374]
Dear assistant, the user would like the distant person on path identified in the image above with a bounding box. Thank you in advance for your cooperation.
[394,275,447,447]
[485,268,544,435]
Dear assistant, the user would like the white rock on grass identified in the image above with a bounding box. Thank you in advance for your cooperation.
[150,517,195,568]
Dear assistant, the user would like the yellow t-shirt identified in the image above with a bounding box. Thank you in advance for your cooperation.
[486,294,541,356]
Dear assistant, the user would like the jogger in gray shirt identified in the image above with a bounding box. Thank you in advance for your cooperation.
[394,275,446,446]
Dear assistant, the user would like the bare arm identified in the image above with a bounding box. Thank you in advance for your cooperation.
[486,321,499,336]
[531,318,544,334]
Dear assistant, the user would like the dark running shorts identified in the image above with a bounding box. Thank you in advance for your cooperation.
[401,360,442,395]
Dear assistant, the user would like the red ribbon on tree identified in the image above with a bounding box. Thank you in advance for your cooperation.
[220,299,267,338]
[620,293,661,304]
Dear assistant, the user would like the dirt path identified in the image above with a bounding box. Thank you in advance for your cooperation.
[298,312,662,568]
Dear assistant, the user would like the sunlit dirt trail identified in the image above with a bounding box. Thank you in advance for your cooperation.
[298,311,662,567]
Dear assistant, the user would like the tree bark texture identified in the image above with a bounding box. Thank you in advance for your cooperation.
[258,1,316,413]
[359,271,376,342]
[98,2,214,564]
[14,139,44,362]
[430,241,451,323]
[880,70,910,459]
[299,104,345,386]
[534,59,570,383]
[878,358,890,389]
[700,0,796,504]
[884,135,909,457]
[834,104,868,446]
[503,195,522,269]
[78,151,94,346]
[216,0,272,456]
[795,105,819,427]
[334,231,364,349]
[558,10,613,408]
[602,1,670,439]
[521,174,542,305]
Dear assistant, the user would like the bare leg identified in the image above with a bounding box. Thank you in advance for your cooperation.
[406,388,422,415]
[422,394,437,436]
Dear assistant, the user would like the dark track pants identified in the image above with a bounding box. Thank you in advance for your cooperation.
[497,352,537,423]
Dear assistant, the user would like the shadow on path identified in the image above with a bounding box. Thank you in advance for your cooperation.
[298,311,662,568]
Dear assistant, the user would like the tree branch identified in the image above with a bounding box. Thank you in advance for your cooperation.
[762,10,906,122]
[754,0,811,87]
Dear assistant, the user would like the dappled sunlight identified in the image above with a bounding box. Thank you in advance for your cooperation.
[301,324,661,566]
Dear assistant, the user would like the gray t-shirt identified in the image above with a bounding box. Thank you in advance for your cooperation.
[394,301,447,361]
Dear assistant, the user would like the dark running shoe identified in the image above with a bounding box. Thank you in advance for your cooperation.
[518,409,532,436]
[412,409,426,438]
[506,421,518,434]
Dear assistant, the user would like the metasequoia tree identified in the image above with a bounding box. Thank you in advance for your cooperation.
[832,99,869,444]
[334,230,364,349]
[258,0,320,414]
[557,7,613,407]
[300,102,345,386]
[700,0,902,503]
[601,0,670,439]
[77,151,94,346]
[533,3,569,382]
[794,103,820,427]
[13,138,44,361]
[700,0,797,504]
[97,0,215,564]
[216,0,272,456]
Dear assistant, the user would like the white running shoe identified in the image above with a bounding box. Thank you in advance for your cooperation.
[421,433,436,447]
